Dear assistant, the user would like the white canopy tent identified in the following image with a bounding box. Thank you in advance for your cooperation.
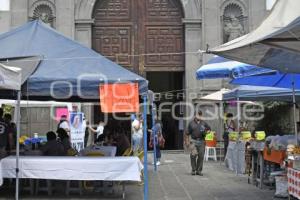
[0,63,21,90]
[0,63,22,195]
[209,0,300,73]
[200,88,230,101]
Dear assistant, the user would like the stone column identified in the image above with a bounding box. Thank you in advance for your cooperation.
[74,18,94,124]
[75,19,94,48]
[10,0,28,28]
[249,0,267,31]
[184,19,202,125]
[55,0,75,39]
[0,11,11,33]
[201,0,223,91]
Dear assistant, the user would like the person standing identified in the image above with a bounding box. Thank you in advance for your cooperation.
[0,108,8,159]
[4,113,16,154]
[132,118,143,155]
[185,110,211,176]
[149,120,165,166]
[223,113,236,158]
[89,121,105,145]
[57,115,70,134]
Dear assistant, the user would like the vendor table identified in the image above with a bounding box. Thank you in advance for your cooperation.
[225,141,246,174]
[1,156,142,181]
[0,156,143,198]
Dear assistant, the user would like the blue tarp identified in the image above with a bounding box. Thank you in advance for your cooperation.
[0,20,148,101]
[223,85,300,102]
[196,56,274,79]
[231,72,300,89]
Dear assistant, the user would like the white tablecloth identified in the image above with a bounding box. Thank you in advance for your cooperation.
[79,145,117,157]
[225,141,246,174]
[0,156,143,185]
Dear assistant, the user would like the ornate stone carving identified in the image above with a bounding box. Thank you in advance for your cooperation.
[29,0,56,27]
[224,15,244,41]
[221,1,247,43]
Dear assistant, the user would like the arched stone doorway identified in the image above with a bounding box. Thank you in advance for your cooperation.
[92,0,185,149]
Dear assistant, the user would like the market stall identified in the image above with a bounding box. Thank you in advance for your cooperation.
[0,20,149,200]
[223,85,300,197]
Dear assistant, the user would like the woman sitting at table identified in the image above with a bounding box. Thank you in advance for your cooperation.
[115,132,130,156]
[41,131,64,156]
[57,128,72,155]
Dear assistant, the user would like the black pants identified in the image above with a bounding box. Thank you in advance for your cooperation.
[223,132,229,159]
[224,139,229,159]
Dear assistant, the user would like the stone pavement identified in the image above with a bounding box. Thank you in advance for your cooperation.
[0,153,277,200]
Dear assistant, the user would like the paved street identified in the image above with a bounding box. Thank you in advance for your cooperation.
[0,153,276,200]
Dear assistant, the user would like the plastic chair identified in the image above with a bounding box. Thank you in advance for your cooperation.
[204,146,217,161]
[137,150,144,161]
[86,151,105,157]
[122,148,133,156]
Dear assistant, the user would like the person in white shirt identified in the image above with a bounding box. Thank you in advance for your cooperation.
[57,115,70,134]
[89,121,105,144]
[132,119,143,155]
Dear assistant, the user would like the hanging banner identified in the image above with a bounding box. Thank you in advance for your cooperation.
[69,112,85,151]
[55,107,69,122]
[99,83,139,113]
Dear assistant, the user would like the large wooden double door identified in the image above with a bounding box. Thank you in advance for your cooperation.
[92,0,184,74]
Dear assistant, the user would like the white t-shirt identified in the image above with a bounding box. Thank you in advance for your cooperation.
[96,125,104,138]
[59,121,70,131]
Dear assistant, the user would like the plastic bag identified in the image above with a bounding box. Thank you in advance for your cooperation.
[275,176,288,198]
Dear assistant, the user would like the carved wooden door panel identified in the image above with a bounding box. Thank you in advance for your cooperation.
[92,0,184,74]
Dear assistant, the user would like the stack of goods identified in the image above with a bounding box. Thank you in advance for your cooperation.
[266,135,298,151]
[288,168,300,199]
[19,134,46,151]
[205,131,217,147]
[241,131,252,142]
[263,135,298,165]
[229,131,239,141]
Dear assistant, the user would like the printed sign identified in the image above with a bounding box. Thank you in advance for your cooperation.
[69,112,85,151]
[99,83,139,113]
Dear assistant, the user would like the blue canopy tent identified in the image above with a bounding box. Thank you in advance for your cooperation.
[0,20,149,200]
[231,72,300,89]
[223,85,300,102]
[196,56,274,154]
[230,73,300,145]
[0,20,148,101]
[196,56,273,79]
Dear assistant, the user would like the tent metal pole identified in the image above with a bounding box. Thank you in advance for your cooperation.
[292,75,298,145]
[143,95,149,200]
[15,90,21,200]
[220,101,223,165]
[236,96,240,175]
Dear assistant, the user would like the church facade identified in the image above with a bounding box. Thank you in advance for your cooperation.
[0,0,268,149]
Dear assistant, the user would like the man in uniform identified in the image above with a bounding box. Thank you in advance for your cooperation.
[185,110,211,176]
